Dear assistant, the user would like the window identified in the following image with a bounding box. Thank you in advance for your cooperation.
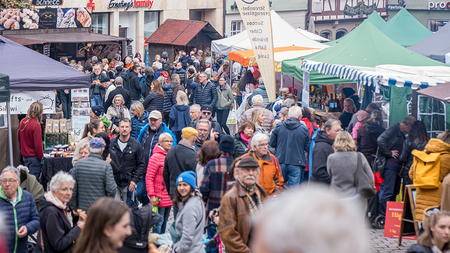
[335,28,347,39]
[320,30,332,40]
[190,10,204,21]
[91,13,109,35]
[418,95,446,138]
[144,11,159,39]
[231,21,242,36]
[428,19,450,32]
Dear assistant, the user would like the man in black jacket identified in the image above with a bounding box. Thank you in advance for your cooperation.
[89,65,107,107]
[376,116,414,220]
[104,77,131,110]
[311,119,342,184]
[193,72,218,108]
[110,119,146,205]
[128,65,142,104]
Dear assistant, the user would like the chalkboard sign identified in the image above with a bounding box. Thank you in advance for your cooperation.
[32,0,63,6]
[39,9,57,28]
[127,45,133,57]
[44,45,50,57]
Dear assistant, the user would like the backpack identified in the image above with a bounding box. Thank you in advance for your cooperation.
[160,71,171,83]
[119,71,131,90]
[410,150,448,189]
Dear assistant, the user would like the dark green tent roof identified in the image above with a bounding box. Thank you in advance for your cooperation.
[378,8,432,47]
[282,20,448,84]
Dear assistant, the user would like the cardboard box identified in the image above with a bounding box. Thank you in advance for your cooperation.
[52,119,60,133]
[45,119,53,133]
[60,119,67,133]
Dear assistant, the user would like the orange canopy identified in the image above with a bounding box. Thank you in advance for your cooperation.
[228,46,320,67]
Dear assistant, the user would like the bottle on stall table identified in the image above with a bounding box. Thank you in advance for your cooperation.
[325,94,330,112]
[330,93,335,112]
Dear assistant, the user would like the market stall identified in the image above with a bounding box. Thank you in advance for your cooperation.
[408,22,450,63]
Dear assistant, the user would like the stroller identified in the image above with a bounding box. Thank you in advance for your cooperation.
[203,208,224,253]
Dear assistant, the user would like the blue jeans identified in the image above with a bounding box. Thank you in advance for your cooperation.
[90,94,102,107]
[154,207,171,234]
[378,169,401,216]
[280,164,305,188]
[23,156,41,181]
[135,175,149,205]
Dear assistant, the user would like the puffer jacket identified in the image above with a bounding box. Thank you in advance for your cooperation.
[218,182,267,253]
[0,187,39,253]
[311,131,334,184]
[131,110,149,139]
[193,81,218,107]
[409,138,450,222]
[215,85,234,110]
[233,133,248,159]
[169,104,191,133]
[142,92,164,113]
[240,105,275,132]
[110,137,146,188]
[162,83,175,112]
[137,122,177,166]
[242,150,283,195]
[250,84,269,107]
[145,145,173,208]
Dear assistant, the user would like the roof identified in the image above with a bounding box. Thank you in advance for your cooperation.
[417,82,450,103]
[146,19,222,46]
[3,32,129,46]
[408,22,450,63]
[378,8,432,47]
[282,20,448,84]
[0,35,90,91]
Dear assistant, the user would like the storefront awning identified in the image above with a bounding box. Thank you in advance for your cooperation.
[3,32,130,46]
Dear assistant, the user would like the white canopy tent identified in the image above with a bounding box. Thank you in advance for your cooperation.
[211,10,328,55]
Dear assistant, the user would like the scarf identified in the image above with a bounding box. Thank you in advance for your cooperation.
[240,132,251,147]
[237,178,262,214]
[45,191,72,226]
[113,103,125,119]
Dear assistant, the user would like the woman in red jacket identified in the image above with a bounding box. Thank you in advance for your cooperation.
[145,133,173,234]
[18,101,44,179]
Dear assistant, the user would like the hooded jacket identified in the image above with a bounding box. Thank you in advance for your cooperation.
[131,110,149,139]
[269,118,310,167]
[357,120,385,164]
[34,197,81,253]
[162,83,175,112]
[128,71,141,100]
[250,84,269,107]
[141,74,154,99]
[169,104,191,133]
[311,131,334,184]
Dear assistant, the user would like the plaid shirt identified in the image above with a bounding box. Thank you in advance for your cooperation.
[200,152,234,212]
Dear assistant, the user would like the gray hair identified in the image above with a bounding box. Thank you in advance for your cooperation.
[115,76,123,86]
[153,61,162,70]
[250,133,269,150]
[0,166,20,181]
[324,119,342,130]
[50,171,75,192]
[288,106,303,119]
[93,65,101,70]
[197,119,211,130]
[92,56,98,62]
[282,99,296,108]
[171,73,180,80]
[89,147,103,154]
[159,133,173,144]
[401,116,416,126]
[157,76,166,85]
[191,104,201,112]
[252,95,264,105]
[125,56,132,62]
[79,143,89,151]
[140,62,146,68]
[279,87,289,94]
[74,65,83,71]
[253,184,368,253]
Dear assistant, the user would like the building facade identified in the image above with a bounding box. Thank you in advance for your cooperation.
[224,0,308,38]
[309,0,388,40]
[387,0,450,31]
[40,0,224,59]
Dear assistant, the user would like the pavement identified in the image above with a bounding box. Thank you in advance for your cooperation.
[368,228,416,253]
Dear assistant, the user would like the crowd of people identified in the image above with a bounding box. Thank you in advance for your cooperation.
[1,49,450,253]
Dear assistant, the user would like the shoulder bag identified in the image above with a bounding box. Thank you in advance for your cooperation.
[355,152,377,198]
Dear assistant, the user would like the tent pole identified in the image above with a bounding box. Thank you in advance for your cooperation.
[6,102,13,166]
[280,73,283,88]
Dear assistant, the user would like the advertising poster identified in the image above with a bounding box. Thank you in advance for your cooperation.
[302,70,310,107]
[234,0,276,101]
[384,201,417,240]
[71,89,90,139]
[0,91,55,114]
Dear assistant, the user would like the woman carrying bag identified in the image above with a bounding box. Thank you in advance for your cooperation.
[327,131,375,221]
[216,76,234,135]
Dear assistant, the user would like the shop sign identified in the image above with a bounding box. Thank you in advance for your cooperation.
[387,4,404,10]
[87,0,95,10]
[31,0,63,6]
[107,0,154,10]
[0,91,55,114]
[384,201,416,240]
[428,2,450,9]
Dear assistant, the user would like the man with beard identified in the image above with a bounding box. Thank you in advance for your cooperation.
[219,157,267,253]
[89,65,107,107]
[136,110,176,205]
[110,119,145,205]
[194,119,213,153]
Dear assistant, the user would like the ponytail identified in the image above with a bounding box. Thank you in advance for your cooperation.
[81,119,102,138]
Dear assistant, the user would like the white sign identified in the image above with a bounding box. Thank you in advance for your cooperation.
[235,0,276,101]
[0,91,55,114]
[302,70,310,107]
[428,1,450,9]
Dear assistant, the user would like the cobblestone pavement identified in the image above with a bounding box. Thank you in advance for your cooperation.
[368,228,416,253]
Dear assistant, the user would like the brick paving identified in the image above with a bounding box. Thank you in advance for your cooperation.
[368,228,416,253]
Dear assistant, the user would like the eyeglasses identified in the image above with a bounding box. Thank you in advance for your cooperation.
[331,129,343,132]
[1,179,18,184]
[258,143,269,147]
[162,140,173,143]
[202,112,211,115]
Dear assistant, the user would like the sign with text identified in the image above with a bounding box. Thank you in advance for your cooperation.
[384,201,417,240]
[0,91,55,114]
[235,0,276,101]
[32,0,63,6]
[107,0,154,10]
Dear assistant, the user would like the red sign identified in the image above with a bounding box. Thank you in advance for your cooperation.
[87,0,95,10]
[384,201,417,240]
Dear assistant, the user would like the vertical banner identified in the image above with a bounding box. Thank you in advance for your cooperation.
[235,0,276,101]
[302,70,310,107]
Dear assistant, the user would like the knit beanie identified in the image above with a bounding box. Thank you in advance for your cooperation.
[176,171,196,189]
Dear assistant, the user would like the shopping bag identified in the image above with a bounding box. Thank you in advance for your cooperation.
[226,101,237,124]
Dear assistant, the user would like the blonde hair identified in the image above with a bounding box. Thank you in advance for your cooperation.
[176,91,189,106]
[343,98,357,113]
[113,94,125,106]
[333,131,357,151]
[131,101,145,118]
[155,54,161,62]
[251,109,264,126]
[26,101,43,122]
[102,58,109,65]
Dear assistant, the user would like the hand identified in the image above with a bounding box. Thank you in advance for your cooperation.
[129,181,137,191]
[115,127,120,133]
[149,243,161,253]
[209,210,215,219]
[391,150,399,159]
[106,156,112,163]
[79,211,87,222]
[210,129,219,139]
[72,210,79,216]
[78,221,85,230]
[17,225,28,238]
[150,197,159,206]
[213,216,219,224]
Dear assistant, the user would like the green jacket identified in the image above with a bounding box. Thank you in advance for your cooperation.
[215,85,234,110]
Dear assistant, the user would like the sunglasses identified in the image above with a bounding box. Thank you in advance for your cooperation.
[202,111,212,115]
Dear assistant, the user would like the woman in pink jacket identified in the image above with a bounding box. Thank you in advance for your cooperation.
[145,133,173,234]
